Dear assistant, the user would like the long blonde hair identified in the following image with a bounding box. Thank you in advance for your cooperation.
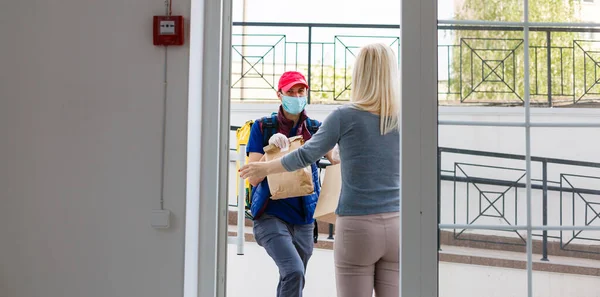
[350,43,400,135]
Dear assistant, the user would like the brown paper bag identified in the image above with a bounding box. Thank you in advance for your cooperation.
[263,136,314,199]
[314,164,341,225]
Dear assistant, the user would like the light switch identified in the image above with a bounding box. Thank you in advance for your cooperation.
[151,209,171,229]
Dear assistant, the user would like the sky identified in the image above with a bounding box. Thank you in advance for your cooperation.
[233,0,456,24]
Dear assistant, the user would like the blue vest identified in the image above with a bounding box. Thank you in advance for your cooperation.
[250,163,320,224]
[249,115,321,224]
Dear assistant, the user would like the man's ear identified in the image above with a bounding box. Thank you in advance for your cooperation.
[276,90,283,100]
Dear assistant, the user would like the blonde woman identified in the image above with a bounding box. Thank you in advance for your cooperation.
[240,43,400,297]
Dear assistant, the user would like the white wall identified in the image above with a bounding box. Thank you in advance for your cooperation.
[230,104,600,165]
[440,261,600,297]
[229,103,600,241]
[231,104,600,162]
[0,1,190,297]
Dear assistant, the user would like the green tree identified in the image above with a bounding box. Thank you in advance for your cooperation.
[446,0,583,105]
[304,64,353,104]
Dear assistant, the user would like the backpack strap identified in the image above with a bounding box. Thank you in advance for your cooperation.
[260,114,279,147]
[260,115,320,145]
[305,118,320,135]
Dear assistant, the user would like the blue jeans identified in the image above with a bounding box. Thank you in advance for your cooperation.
[253,214,314,297]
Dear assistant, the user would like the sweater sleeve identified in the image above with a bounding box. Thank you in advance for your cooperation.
[281,109,342,171]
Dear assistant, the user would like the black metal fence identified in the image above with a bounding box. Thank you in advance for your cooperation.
[232,22,600,106]
[439,147,600,260]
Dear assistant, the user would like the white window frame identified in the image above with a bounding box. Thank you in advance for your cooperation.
[437,1,600,297]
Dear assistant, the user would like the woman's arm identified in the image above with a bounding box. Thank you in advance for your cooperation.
[239,109,343,181]
[281,109,342,171]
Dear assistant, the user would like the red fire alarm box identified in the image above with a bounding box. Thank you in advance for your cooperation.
[153,15,184,46]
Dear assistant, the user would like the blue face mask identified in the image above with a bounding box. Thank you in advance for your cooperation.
[281,95,307,115]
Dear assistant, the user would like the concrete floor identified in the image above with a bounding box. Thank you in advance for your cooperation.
[226,242,339,297]
[226,241,600,297]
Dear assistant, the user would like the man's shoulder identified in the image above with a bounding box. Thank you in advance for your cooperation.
[249,114,276,138]
[252,114,275,126]
[305,117,322,126]
[254,114,278,125]
[254,115,271,122]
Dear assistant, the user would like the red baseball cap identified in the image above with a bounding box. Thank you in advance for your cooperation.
[278,71,309,92]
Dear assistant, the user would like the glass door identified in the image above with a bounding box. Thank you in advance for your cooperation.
[437,1,600,296]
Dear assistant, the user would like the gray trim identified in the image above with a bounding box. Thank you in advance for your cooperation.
[401,0,438,296]
[198,0,222,292]
[217,0,233,295]
[183,0,232,296]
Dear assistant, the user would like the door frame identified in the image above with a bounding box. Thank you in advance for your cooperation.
[183,0,232,296]
[400,0,439,296]
[184,0,440,295]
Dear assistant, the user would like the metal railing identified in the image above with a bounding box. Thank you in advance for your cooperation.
[227,143,247,255]
[439,147,600,260]
[229,126,600,260]
[232,22,600,106]
[229,125,600,259]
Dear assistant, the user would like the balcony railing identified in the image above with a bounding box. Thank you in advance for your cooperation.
[230,124,600,261]
[232,22,600,106]
[439,147,600,260]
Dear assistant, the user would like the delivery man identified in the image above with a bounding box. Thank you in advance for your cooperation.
[245,71,338,297]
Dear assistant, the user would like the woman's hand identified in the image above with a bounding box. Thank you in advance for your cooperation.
[246,153,266,187]
[239,162,270,180]
[240,159,288,180]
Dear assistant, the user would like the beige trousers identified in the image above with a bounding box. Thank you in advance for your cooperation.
[334,212,400,297]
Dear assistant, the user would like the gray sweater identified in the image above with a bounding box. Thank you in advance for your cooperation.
[281,105,400,216]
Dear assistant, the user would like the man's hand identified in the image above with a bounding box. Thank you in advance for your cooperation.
[268,133,290,151]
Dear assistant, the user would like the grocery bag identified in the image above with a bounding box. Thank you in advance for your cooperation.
[263,136,314,199]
